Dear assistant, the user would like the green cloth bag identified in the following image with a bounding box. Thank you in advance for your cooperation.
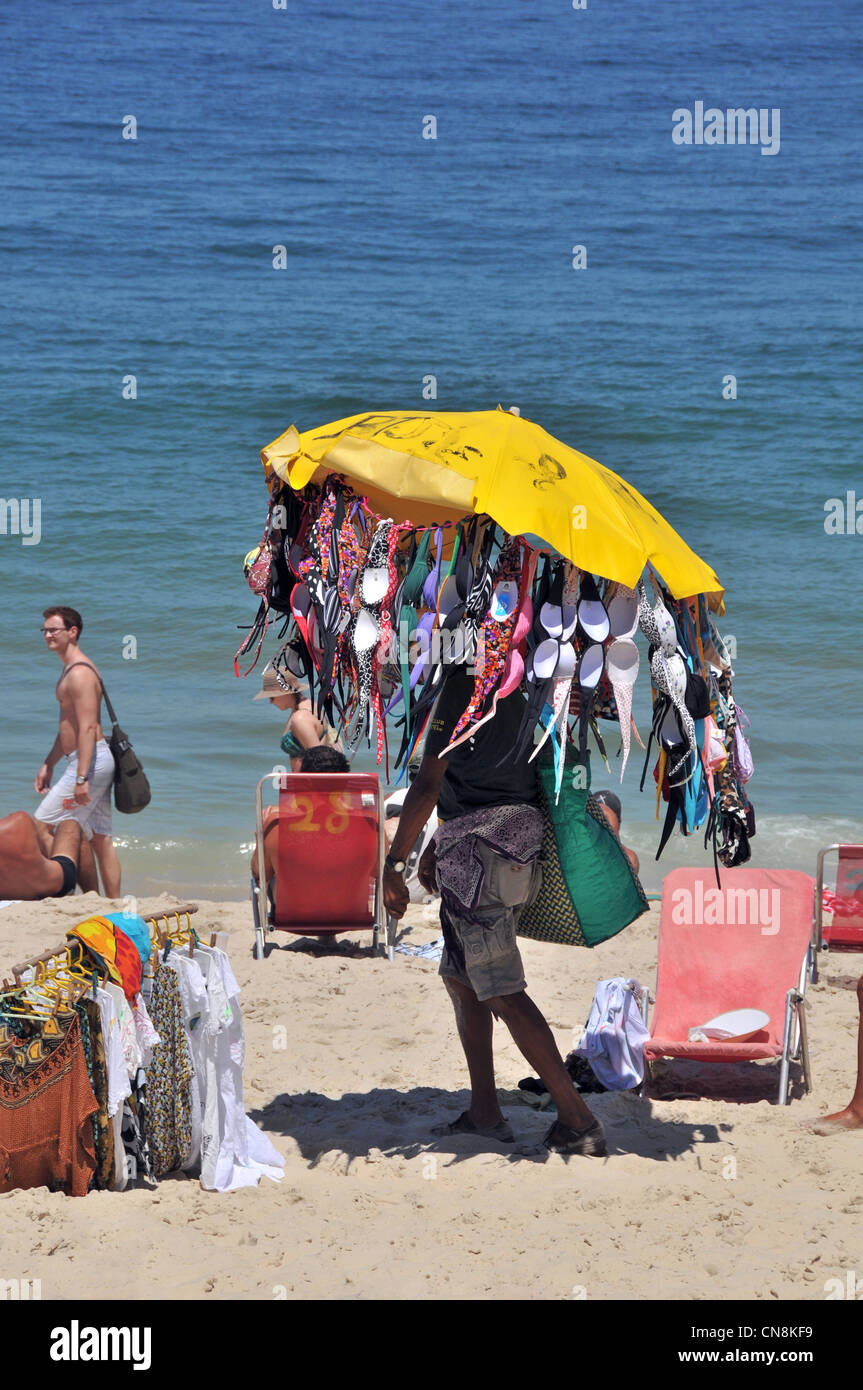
[517,759,648,948]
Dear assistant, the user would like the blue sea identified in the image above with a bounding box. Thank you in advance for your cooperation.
[2,0,861,898]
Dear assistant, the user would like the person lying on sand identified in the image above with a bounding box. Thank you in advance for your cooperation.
[0,812,98,900]
[810,974,863,1135]
[251,744,351,887]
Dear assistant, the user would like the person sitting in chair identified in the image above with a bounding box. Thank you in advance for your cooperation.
[0,813,98,900]
[592,789,640,875]
[250,744,351,888]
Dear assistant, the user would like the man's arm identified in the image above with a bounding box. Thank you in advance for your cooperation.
[388,758,446,864]
[382,672,470,917]
[69,670,101,794]
[383,755,447,918]
[35,734,64,793]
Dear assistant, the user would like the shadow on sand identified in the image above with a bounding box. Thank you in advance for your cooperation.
[249,1085,725,1169]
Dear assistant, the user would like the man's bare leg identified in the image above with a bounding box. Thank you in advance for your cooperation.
[34,820,55,856]
[250,820,278,885]
[90,833,121,897]
[52,819,83,864]
[77,835,99,894]
[442,976,501,1128]
[811,975,863,1134]
[491,991,596,1132]
[34,819,98,893]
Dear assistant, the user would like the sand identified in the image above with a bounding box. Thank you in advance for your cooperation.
[1,890,861,1302]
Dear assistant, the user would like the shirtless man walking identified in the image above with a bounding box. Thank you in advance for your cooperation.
[33,606,121,896]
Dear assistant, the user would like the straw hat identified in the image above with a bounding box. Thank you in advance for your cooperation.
[252,665,302,701]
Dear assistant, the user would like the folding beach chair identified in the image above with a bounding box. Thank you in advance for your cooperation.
[811,845,863,983]
[251,771,395,961]
[643,867,815,1105]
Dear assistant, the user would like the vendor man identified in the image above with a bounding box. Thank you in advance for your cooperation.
[383,666,606,1158]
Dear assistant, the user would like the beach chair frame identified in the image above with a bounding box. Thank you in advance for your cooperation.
[644,869,815,1106]
[645,960,811,1106]
[810,845,863,984]
[251,771,394,962]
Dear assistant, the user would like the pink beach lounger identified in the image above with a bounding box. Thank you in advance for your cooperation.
[812,845,863,983]
[643,867,815,1106]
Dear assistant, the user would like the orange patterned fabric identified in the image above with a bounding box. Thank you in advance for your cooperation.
[112,928,143,1002]
[0,1013,97,1198]
[66,916,123,986]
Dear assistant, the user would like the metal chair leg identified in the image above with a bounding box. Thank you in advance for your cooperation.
[797,995,813,1094]
[777,989,795,1105]
[251,877,266,961]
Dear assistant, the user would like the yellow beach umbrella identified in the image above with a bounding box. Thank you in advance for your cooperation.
[261,407,722,602]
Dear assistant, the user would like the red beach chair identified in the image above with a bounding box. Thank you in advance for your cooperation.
[643,867,815,1105]
[812,845,863,982]
[251,771,394,961]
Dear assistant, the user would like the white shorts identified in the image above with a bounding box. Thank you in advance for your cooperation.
[35,740,115,837]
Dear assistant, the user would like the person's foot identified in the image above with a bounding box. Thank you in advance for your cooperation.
[543,1117,607,1158]
[808,1105,863,1136]
[431,1110,515,1143]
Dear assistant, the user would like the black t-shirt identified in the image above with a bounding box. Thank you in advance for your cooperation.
[423,667,539,822]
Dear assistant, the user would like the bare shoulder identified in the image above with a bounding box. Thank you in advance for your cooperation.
[290,708,323,745]
[63,662,101,688]
[59,662,102,706]
[0,811,39,850]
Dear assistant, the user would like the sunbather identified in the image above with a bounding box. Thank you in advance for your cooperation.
[811,974,863,1134]
[592,789,639,874]
[250,744,351,887]
[0,812,98,900]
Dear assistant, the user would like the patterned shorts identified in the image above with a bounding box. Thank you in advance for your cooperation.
[438,839,542,1002]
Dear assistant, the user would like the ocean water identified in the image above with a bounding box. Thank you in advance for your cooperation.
[1,1,861,900]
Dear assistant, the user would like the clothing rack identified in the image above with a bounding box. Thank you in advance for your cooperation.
[3,903,228,988]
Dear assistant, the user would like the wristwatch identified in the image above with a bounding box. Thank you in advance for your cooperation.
[75,775,88,786]
[384,853,406,874]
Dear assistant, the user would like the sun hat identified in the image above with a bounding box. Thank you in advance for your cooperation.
[253,664,302,701]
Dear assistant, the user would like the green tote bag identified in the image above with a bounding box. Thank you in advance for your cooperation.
[517,759,648,948]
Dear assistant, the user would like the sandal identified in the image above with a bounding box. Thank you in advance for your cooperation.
[543,1117,607,1158]
[432,1110,515,1143]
